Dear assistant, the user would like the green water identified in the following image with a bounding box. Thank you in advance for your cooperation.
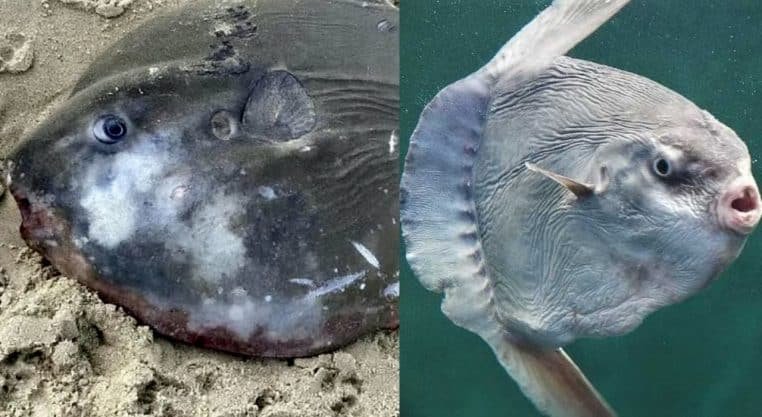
[400,1,762,416]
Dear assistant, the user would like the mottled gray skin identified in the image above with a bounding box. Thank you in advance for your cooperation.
[476,57,749,347]
[6,0,399,357]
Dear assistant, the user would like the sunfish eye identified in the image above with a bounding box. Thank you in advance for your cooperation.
[93,115,127,144]
[652,157,672,178]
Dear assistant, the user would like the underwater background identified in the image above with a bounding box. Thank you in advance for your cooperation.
[400,1,762,416]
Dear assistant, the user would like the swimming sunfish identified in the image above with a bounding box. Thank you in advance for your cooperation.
[401,1,760,416]
[4,0,399,358]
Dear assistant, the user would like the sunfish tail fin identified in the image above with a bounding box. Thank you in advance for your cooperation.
[482,0,630,84]
[486,333,617,417]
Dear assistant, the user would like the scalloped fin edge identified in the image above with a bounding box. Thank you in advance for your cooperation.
[401,75,490,297]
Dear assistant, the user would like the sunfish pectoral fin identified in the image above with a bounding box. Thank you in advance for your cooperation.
[243,71,316,141]
[525,162,595,198]
[486,333,617,417]
[482,0,630,86]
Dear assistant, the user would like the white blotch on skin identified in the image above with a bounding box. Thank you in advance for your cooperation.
[228,304,246,322]
[230,287,248,298]
[191,294,321,342]
[152,174,192,216]
[289,278,316,288]
[388,129,398,155]
[306,271,365,299]
[148,66,159,75]
[148,168,247,286]
[80,141,167,248]
[79,190,135,247]
[350,240,380,269]
[87,134,250,287]
[186,193,247,283]
[257,186,277,200]
[187,271,366,343]
[170,185,188,200]
[383,282,399,299]
[73,236,90,248]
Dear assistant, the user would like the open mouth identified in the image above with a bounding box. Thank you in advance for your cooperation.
[718,180,762,235]
[730,186,758,213]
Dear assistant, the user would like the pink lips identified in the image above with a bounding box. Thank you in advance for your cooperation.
[718,176,762,235]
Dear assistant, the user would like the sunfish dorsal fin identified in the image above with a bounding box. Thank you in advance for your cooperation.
[482,0,630,85]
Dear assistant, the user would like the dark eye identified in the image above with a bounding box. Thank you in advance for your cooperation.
[93,115,127,144]
[652,158,672,178]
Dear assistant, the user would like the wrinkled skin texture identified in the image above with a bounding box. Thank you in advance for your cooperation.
[5,0,399,357]
[475,57,752,347]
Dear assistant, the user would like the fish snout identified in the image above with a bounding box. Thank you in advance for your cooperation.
[8,183,59,245]
[11,186,39,241]
[717,176,762,235]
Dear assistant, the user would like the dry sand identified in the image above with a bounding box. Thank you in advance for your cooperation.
[0,1,399,416]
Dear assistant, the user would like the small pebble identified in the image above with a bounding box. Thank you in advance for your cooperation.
[0,32,34,73]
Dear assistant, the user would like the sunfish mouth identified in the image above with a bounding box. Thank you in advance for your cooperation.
[717,175,762,235]
[2,165,64,248]
[10,188,56,244]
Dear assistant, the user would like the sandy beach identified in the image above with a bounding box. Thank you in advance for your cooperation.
[0,1,399,416]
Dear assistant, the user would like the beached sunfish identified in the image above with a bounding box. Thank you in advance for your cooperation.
[3,0,399,357]
[401,1,760,416]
